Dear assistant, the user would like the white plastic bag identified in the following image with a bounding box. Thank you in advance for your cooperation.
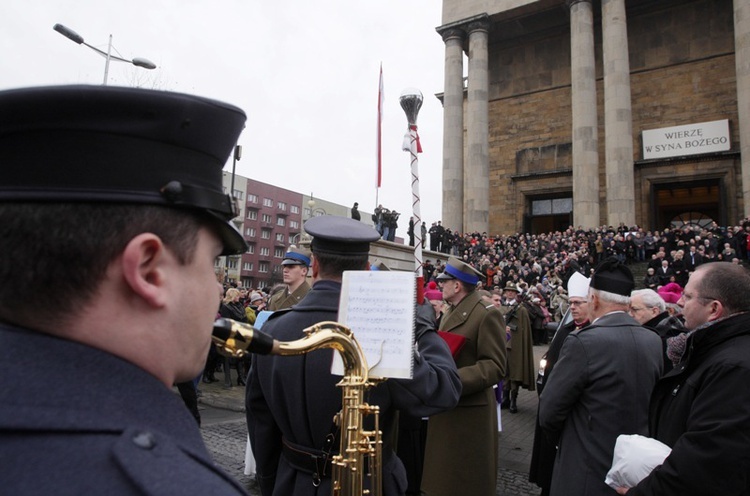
[605,434,671,490]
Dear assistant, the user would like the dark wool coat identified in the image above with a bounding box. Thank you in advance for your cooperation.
[422,291,507,496]
[246,280,461,496]
[529,318,584,492]
[539,312,663,496]
[0,324,246,495]
[629,312,750,496]
[267,281,311,311]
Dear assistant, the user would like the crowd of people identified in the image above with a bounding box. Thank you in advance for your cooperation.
[421,219,750,316]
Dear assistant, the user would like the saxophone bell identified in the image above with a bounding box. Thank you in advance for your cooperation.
[212,317,277,358]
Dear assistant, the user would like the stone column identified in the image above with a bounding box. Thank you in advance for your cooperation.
[602,0,635,227]
[440,27,465,234]
[465,18,490,234]
[569,0,600,229]
[735,0,750,217]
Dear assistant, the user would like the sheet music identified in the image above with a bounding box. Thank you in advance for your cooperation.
[332,270,415,379]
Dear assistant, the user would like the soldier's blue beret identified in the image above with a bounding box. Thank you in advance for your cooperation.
[281,246,311,266]
[436,256,483,285]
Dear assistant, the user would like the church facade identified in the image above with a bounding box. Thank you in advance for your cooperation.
[437,0,750,235]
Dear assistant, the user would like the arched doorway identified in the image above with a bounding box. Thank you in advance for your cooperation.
[668,211,716,229]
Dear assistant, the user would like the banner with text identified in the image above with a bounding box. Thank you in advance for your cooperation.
[642,119,730,160]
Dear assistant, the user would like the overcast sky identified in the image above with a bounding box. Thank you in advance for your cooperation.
[2,0,452,231]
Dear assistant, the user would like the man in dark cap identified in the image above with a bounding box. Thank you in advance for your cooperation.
[0,85,248,493]
[246,215,461,496]
[267,246,312,311]
[538,257,662,496]
[421,257,507,496]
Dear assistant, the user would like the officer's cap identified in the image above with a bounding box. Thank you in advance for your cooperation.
[502,282,520,293]
[304,215,379,256]
[590,256,634,297]
[436,257,483,285]
[0,85,248,255]
[281,246,311,267]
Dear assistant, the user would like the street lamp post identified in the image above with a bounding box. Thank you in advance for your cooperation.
[225,145,242,285]
[53,23,156,85]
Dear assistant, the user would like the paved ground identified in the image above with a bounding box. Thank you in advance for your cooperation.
[197,343,547,496]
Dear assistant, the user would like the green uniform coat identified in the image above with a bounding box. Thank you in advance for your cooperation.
[500,303,536,390]
[422,291,507,496]
[267,281,311,311]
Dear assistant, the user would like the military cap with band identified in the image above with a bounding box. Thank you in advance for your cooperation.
[281,246,311,267]
[0,85,248,255]
[436,257,484,286]
[304,215,380,256]
[590,256,635,297]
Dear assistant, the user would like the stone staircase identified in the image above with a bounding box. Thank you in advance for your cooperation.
[629,261,651,289]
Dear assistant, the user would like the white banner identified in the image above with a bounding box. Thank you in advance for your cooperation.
[642,119,730,160]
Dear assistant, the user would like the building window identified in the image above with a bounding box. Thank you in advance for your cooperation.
[243,262,254,271]
[232,190,244,201]
[276,233,285,242]
[260,247,270,256]
[248,194,258,204]
[227,258,238,269]
[290,205,300,214]
[277,217,285,227]
[278,201,286,211]
[261,229,271,239]
[263,198,273,207]
[262,213,272,223]
[304,207,311,217]
[246,227,256,238]
[247,210,257,220]
[531,198,573,216]
[274,247,284,258]
[259,262,269,273]
[290,220,299,229]
[247,244,255,254]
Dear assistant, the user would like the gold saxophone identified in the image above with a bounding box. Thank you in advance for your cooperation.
[212,318,383,496]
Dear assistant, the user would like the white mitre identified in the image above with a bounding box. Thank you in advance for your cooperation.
[567,271,591,299]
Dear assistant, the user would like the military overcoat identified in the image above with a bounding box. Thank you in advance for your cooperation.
[500,303,536,390]
[421,291,507,496]
[267,281,311,311]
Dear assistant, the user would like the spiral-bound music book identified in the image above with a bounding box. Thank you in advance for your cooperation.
[332,270,415,379]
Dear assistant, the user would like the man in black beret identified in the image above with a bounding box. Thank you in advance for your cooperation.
[0,85,248,494]
[246,215,461,496]
[538,257,663,496]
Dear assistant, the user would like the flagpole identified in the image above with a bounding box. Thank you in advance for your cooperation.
[400,88,424,304]
[375,63,384,210]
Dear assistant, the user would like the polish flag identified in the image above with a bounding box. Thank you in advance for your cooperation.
[376,64,384,188]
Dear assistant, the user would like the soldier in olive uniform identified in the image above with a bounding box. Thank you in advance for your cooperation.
[267,246,311,311]
[422,257,507,496]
